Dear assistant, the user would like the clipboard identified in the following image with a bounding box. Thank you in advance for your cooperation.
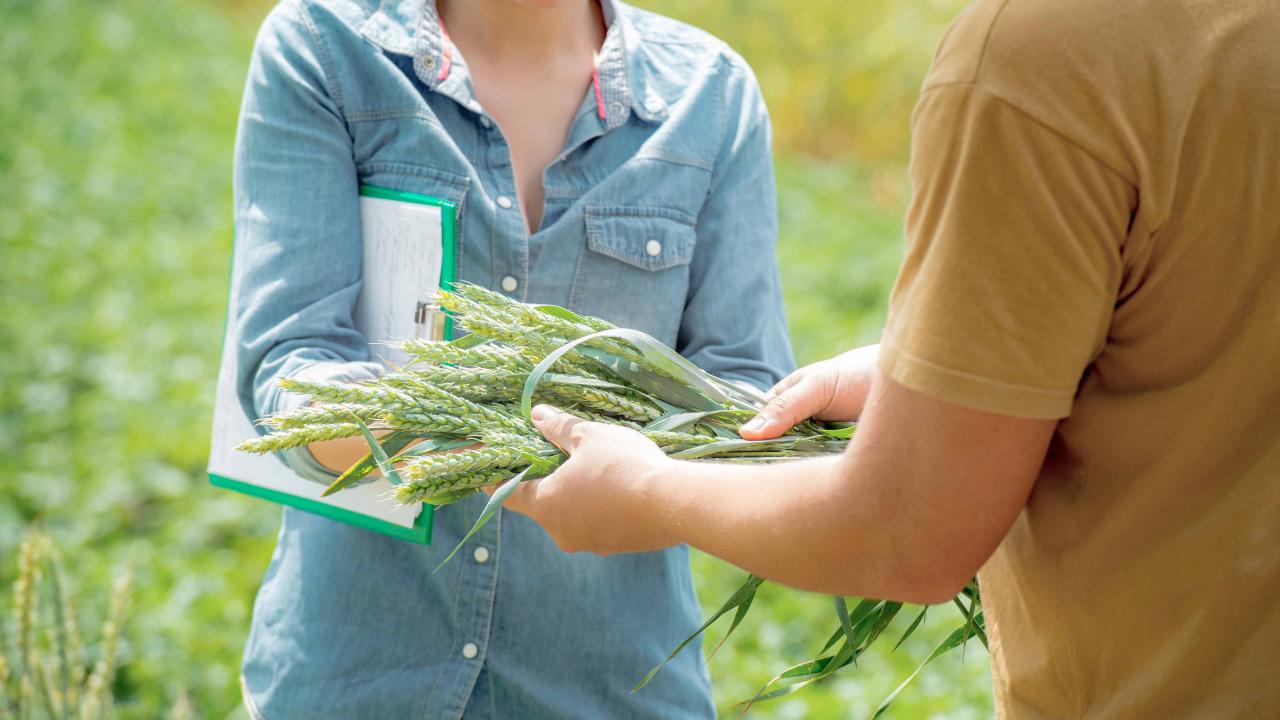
[207,185,457,544]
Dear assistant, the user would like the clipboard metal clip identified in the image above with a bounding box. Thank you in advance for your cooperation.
[415,301,448,342]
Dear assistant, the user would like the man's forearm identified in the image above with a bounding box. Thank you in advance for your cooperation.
[513,375,1052,603]
[648,454,959,604]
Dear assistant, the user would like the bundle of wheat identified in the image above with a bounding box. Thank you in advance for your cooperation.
[237,283,983,715]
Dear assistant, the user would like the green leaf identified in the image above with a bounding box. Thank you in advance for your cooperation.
[668,437,823,460]
[952,593,987,652]
[708,582,759,660]
[863,601,904,649]
[541,373,633,392]
[822,598,881,653]
[872,619,979,719]
[743,642,862,709]
[643,410,743,433]
[321,430,417,496]
[816,423,857,439]
[746,600,894,710]
[352,418,403,487]
[834,597,859,662]
[635,575,764,692]
[577,347,723,412]
[434,466,538,572]
[892,606,928,652]
[518,328,735,418]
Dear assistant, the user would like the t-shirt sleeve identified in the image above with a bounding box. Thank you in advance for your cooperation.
[879,83,1134,419]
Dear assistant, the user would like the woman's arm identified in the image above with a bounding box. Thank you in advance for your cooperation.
[232,3,381,481]
[676,55,795,389]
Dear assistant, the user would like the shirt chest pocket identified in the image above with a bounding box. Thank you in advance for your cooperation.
[569,206,697,345]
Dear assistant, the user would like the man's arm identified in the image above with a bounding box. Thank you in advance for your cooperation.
[504,363,1053,604]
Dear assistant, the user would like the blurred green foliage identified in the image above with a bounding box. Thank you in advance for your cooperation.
[0,0,983,717]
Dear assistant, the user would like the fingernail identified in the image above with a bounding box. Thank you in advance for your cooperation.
[741,417,765,432]
[531,405,554,422]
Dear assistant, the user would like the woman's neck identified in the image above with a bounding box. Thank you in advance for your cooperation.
[438,0,605,64]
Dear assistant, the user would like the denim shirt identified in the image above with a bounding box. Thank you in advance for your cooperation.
[232,1,793,717]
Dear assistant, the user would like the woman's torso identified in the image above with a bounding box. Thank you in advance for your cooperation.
[237,1,792,718]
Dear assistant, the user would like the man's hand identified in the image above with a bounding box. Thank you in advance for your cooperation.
[740,344,879,439]
[498,405,679,555]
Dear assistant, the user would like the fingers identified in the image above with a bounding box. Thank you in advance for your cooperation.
[740,373,833,440]
[763,365,811,402]
[491,475,542,517]
[531,404,588,454]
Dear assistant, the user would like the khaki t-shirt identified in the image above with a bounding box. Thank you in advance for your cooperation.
[879,0,1280,716]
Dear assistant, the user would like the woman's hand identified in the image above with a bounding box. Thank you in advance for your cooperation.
[496,405,680,555]
[739,343,880,439]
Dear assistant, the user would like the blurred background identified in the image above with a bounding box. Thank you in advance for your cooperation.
[0,0,984,717]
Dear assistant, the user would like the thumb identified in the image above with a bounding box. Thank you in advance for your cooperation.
[531,404,587,454]
[739,376,829,440]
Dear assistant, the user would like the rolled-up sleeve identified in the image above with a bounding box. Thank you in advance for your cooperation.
[232,1,381,479]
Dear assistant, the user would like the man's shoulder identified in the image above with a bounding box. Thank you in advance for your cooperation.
[927,0,1200,93]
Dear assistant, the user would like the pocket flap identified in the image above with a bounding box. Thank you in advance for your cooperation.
[584,206,696,271]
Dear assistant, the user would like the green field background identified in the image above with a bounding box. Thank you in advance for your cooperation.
[0,0,989,717]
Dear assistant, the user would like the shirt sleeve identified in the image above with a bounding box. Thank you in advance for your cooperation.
[677,56,796,390]
[879,83,1133,419]
[232,2,381,481]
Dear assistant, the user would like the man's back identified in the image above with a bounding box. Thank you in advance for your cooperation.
[880,0,1280,715]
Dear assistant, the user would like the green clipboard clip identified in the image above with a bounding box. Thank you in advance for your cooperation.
[207,184,459,545]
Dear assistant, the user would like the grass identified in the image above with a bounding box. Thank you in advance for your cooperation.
[0,0,989,717]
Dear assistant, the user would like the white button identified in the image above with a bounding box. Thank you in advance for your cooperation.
[496,195,513,209]
[479,116,492,129]
[501,276,518,293]
[462,642,479,659]
[645,240,662,257]
[473,546,491,564]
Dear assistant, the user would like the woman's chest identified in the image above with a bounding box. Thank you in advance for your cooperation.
[345,89,717,343]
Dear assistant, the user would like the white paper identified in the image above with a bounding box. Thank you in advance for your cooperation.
[207,195,446,529]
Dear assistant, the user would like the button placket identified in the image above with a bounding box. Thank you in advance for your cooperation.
[438,500,502,716]
[484,131,528,298]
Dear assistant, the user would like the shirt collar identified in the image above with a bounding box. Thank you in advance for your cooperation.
[359,0,666,129]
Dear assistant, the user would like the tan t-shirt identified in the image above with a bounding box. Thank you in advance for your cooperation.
[879,0,1280,716]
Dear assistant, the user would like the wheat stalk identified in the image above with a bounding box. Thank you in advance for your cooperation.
[236,423,366,452]
[394,339,531,370]
[2,533,133,719]
[80,573,128,720]
[263,403,380,429]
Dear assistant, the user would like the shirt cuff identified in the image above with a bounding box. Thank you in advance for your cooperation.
[269,361,384,483]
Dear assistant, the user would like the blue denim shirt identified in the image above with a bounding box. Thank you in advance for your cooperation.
[232,1,794,717]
